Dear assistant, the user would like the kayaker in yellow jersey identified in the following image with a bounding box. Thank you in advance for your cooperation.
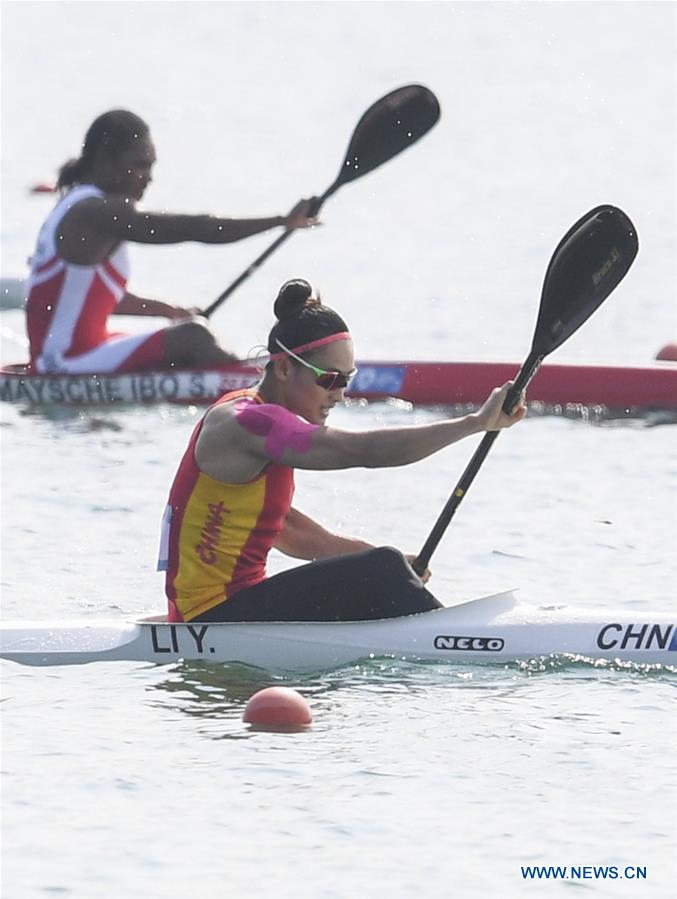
[26,109,317,375]
[160,279,527,623]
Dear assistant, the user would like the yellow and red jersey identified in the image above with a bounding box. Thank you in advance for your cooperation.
[161,390,295,621]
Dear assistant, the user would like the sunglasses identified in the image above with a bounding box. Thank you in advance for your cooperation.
[274,339,357,391]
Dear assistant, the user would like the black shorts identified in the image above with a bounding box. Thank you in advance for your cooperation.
[195,546,443,623]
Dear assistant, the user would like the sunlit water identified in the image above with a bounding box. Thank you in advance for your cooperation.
[1,3,676,898]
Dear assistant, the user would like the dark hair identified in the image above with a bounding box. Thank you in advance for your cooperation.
[57,109,150,192]
[267,279,349,356]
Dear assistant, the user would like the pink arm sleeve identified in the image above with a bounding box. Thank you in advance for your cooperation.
[235,400,319,462]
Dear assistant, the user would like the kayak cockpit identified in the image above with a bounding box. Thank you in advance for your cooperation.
[134,590,520,628]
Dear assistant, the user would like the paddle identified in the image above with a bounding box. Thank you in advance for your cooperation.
[412,205,639,576]
[202,84,441,319]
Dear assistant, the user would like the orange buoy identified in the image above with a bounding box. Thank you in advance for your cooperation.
[243,687,312,729]
[656,343,677,362]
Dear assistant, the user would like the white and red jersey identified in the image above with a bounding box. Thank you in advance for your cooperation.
[26,185,131,372]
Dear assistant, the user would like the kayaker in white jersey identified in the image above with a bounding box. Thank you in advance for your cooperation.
[25,109,317,375]
[160,279,527,623]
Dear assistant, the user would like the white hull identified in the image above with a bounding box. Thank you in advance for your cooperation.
[1,592,675,669]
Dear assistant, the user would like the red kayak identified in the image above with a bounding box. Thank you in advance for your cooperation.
[364,359,677,410]
[1,358,675,413]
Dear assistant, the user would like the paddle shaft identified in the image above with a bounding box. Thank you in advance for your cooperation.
[201,85,440,319]
[201,189,332,319]
[412,351,542,575]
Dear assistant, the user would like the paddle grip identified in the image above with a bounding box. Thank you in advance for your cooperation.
[309,184,336,217]
[501,351,543,414]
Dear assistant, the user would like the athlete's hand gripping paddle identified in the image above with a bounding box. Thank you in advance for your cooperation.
[202,84,440,319]
[412,205,639,576]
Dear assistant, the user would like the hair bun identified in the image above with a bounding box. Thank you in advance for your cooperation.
[273,279,316,321]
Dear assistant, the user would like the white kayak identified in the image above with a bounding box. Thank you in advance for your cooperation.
[1,592,675,669]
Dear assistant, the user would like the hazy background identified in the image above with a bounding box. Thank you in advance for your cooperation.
[2,1,675,364]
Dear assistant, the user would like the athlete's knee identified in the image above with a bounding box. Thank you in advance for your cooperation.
[164,319,221,365]
[366,546,410,574]
[171,319,217,348]
[373,545,407,562]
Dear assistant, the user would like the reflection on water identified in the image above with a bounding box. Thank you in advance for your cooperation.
[9,399,677,428]
[514,655,677,678]
[146,658,461,727]
[17,405,124,430]
[147,661,283,718]
[146,653,676,730]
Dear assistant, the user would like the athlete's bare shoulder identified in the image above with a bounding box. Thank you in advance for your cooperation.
[60,193,134,232]
[196,394,269,483]
[57,193,135,263]
[200,395,248,441]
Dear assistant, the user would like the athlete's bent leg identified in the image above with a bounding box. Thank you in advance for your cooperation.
[163,319,238,367]
[195,547,444,622]
[39,330,167,374]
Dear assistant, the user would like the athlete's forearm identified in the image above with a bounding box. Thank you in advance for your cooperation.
[285,414,484,471]
[114,294,178,316]
[354,416,484,468]
[274,508,374,560]
[113,212,287,245]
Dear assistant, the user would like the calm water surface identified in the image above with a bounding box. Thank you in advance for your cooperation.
[1,3,676,898]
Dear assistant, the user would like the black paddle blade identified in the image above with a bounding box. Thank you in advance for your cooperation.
[332,85,440,190]
[532,205,638,356]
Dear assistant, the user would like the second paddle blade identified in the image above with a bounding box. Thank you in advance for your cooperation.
[533,205,638,356]
[336,84,441,187]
